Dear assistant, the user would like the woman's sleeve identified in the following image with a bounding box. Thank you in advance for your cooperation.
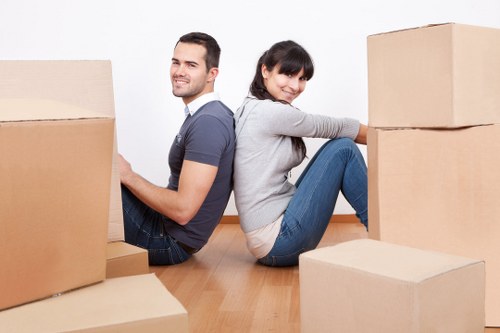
[261,102,360,140]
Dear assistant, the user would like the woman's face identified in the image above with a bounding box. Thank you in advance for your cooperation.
[262,64,307,104]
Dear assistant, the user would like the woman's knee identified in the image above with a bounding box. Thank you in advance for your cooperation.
[321,138,359,157]
[330,137,356,148]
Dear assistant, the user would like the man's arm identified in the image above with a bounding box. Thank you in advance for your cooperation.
[119,154,217,225]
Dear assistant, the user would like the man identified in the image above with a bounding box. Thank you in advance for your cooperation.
[119,32,235,265]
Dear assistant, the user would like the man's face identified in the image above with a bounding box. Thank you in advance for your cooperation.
[170,42,215,105]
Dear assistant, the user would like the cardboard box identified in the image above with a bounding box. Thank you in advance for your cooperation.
[106,241,149,279]
[0,274,189,333]
[368,125,500,326]
[368,23,500,128]
[299,239,485,333]
[0,60,124,241]
[0,98,114,310]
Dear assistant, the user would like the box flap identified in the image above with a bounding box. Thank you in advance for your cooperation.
[301,239,483,283]
[0,98,112,122]
[368,22,453,37]
[107,241,148,260]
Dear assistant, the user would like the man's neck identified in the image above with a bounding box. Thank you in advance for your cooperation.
[184,92,220,116]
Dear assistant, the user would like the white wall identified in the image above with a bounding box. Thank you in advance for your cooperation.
[1,0,499,215]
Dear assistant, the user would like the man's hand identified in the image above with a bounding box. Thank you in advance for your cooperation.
[118,153,134,185]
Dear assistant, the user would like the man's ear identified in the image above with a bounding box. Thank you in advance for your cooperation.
[207,67,219,83]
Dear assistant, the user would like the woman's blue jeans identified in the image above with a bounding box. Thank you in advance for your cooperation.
[121,185,192,265]
[257,138,368,267]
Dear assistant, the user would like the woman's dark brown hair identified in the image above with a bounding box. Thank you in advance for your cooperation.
[249,40,314,158]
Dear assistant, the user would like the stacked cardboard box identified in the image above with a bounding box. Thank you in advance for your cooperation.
[0,98,114,310]
[367,23,500,326]
[0,61,183,330]
[106,241,150,279]
[0,60,124,241]
[0,274,188,332]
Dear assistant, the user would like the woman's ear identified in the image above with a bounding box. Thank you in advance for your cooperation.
[261,64,269,79]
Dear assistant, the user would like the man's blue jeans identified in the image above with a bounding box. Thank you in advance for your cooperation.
[121,185,192,265]
[257,138,368,267]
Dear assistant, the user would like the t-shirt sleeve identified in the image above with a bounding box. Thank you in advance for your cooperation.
[183,114,230,166]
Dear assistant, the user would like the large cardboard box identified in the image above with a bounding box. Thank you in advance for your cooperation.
[368,125,500,326]
[0,99,114,310]
[106,241,149,279]
[368,23,500,128]
[0,274,189,332]
[0,60,124,241]
[299,239,485,333]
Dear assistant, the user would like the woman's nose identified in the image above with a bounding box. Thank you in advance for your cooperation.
[288,77,299,91]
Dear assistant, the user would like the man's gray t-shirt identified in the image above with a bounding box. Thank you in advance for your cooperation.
[165,100,235,249]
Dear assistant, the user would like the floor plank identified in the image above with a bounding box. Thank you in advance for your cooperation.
[150,223,498,333]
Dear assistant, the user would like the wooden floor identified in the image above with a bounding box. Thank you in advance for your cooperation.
[150,223,498,333]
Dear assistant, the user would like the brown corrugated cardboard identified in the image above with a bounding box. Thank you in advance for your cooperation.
[368,125,500,326]
[0,60,124,241]
[0,98,114,310]
[106,241,149,279]
[0,274,189,333]
[368,23,500,128]
[299,239,485,333]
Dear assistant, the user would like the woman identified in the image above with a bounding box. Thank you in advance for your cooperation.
[233,40,368,267]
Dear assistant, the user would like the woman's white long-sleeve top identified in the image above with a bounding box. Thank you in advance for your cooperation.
[233,97,360,233]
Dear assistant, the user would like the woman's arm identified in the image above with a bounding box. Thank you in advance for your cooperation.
[355,124,368,145]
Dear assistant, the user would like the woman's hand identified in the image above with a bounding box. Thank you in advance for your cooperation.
[355,124,368,145]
